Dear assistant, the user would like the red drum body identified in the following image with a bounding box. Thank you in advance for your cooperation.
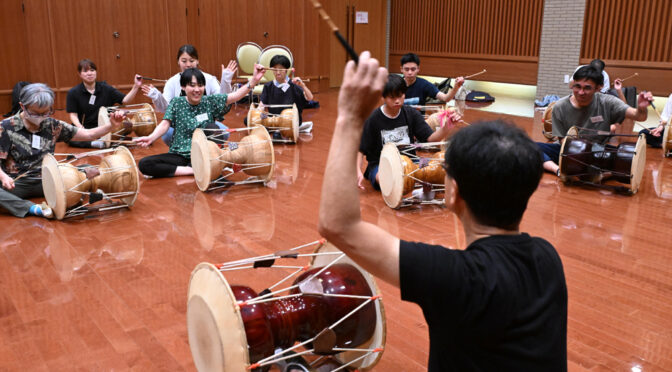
[234,264,376,363]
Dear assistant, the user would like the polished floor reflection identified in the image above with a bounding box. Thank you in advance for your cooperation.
[1,89,671,371]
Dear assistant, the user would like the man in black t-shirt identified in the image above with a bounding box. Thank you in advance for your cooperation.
[401,53,465,105]
[357,74,461,190]
[319,52,568,371]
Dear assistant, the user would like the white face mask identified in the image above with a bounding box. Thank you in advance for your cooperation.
[24,115,47,126]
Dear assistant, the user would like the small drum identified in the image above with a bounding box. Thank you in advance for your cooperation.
[559,133,646,194]
[191,126,275,191]
[662,124,671,157]
[542,101,557,141]
[247,102,299,143]
[187,240,386,371]
[41,147,140,219]
[98,103,158,147]
[379,142,446,209]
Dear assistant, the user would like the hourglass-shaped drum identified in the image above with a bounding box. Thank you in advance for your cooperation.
[187,241,386,371]
[559,133,646,194]
[98,103,158,146]
[191,126,275,191]
[41,147,140,219]
[379,143,446,208]
[247,102,299,143]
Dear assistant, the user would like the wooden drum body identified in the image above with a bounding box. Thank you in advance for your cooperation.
[187,241,386,372]
[379,143,446,208]
[247,102,299,143]
[191,126,275,191]
[559,134,646,194]
[41,147,140,219]
[98,103,158,147]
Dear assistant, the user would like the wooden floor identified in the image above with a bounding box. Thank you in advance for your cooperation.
[1,89,671,371]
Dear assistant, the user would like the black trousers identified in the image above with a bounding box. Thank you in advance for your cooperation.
[138,153,190,178]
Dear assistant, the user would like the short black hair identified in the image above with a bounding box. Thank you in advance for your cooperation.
[589,58,605,72]
[180,68,206,87]
[77,59,96,72]
[270,55,291,69]
[400,53,420,66]
[444,120,543,230]
[383,74,407,98]
[573,65,604,86]
[177,44,199,60]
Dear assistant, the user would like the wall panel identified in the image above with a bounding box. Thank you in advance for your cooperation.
[581,0,672,95]
[389,0,543,85]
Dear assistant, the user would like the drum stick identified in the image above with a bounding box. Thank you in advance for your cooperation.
[619,72,638,83]
[140,76,168,83]
[464,69,487,79]
[309,0,359,64]
[99,139,137,145]
[266,67,295,72]
[633,121,651,133]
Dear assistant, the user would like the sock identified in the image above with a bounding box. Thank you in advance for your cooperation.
[28,203,53,218]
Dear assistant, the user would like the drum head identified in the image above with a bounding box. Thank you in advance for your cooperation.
[187,263,250,372]
[98,107,112,148]
[630,134,646,194]
[663,124,670,158]
[113,146,140,206]
[566,125,579,138]
[41,153,67,220]
[311,242,386,371]
[290,103,299,143]
[379,143,404,208]
[558,136,569,181]
[250,125,275,182]
[246,102,256,128]
[191,129,212,191]
[542,101,556,140]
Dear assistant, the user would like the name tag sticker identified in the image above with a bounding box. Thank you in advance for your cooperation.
[196,113,209,122]
[32,135,41,149]
[89,95,96,105]
[590,115,604,123]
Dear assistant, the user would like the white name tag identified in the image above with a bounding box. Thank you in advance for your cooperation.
[89,95,96,105]
[196,113,209,122]
[31,134,41,149]
[590,115,604,123]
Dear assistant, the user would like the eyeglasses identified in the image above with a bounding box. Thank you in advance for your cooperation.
[571,84,595,93]
[22,105,54,119]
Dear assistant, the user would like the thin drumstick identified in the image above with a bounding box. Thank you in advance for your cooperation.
[633,121,651,133]
[266,67,296,72]
[309,0,359,64]
[140,76,168,83]
[619,72,638,83]
[464,69,487,79]
[98,139,137,145]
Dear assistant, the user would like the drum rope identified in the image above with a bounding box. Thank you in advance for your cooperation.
[216,240,324,268]
[560,154,633,179]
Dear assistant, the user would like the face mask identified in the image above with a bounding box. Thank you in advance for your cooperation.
[24,115,47,126]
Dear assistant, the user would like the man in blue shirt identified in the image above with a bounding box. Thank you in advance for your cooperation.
[401,53,465,105]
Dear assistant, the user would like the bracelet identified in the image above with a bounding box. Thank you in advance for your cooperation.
[247,82,254,90]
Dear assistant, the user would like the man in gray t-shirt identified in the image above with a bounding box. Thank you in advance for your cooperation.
[538,66,652,176]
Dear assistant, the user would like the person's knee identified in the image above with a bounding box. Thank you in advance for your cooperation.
[138,157,153,176]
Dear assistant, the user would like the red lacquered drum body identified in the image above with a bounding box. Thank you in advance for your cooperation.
[234,263,376,364]
[561,138,634,184]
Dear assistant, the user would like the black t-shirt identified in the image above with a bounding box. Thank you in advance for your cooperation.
[400,234,568,371]
[359,105,433,175]
[66,82,125,129]
[405,77,440,106]
[260,81,308,123]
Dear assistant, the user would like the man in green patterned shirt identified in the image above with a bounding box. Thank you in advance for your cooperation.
[135,66,264,178]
